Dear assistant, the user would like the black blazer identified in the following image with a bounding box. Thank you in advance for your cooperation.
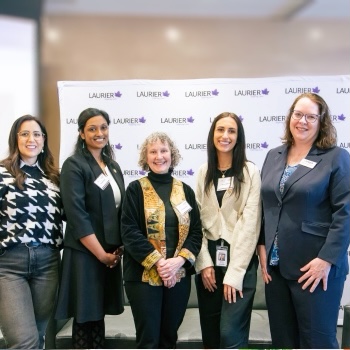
[260,144,350,280]
[60,151,125,253]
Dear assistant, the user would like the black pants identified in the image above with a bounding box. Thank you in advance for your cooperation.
[125,275,191,349]
[266,265,345,349]
[196,244,258,349]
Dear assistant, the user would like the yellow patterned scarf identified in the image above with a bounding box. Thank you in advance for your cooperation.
[139,176,190,286]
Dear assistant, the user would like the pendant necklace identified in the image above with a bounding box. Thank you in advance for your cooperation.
[218,163,232,178]
[220,169,228,178]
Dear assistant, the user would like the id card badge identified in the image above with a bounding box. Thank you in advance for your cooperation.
[217,177,232,191]
[176,201,192,215]
[94,173,110,190]
[216,245,228,267]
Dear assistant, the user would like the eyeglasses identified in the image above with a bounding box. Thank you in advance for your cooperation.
[18,131,45,139]
[291,110,320,123]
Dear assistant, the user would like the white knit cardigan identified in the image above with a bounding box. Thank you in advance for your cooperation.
[195,161,262,290]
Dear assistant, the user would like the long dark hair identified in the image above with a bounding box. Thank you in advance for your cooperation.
[74,107,115,161]
[1,115,60,189]
[282,92,337,148]
[205,112,247,197]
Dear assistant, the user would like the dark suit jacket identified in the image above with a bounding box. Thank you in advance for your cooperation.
[60,151,125,253]
[260,144,350,280]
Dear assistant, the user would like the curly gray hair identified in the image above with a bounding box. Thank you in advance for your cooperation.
[138,132,181,171]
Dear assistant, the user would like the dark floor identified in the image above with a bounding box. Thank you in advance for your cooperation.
[0,325,345,349]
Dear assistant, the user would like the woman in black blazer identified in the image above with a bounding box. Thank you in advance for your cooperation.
[55,108,125,349]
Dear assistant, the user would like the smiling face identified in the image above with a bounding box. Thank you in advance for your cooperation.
[17,120,45,165]
[80,115,109,156]
[290,97,320,147]
[213,116,238,155]
[146,139,171,174]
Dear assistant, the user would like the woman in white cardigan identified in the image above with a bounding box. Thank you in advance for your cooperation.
[195,112,262,349]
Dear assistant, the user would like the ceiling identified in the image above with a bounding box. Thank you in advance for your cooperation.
[43,0,350,20]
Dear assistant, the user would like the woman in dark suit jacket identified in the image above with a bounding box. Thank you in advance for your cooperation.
[55,108,125,349]
[257,93,350,349]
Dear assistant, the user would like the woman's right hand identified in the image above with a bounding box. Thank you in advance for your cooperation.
[200,266,217,292]
[156,257,181,288]
[100,252,119,268]
[257,245,272,284]
[80,235,118,268]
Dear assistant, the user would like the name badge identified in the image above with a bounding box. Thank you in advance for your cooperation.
[176,201,192,215]
[216,245,228,267]
[300,158,317,169]
[94,173,110,190]
[217,177,233,191]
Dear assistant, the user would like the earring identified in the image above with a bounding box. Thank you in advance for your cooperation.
[82,139,85,149]
[41,149,44,153]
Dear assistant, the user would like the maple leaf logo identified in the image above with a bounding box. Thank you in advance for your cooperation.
[338,114,346,121]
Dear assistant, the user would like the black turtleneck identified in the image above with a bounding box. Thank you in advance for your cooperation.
[147,170,178,258]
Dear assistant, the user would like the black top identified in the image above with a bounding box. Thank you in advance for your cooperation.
[214,166,234,207]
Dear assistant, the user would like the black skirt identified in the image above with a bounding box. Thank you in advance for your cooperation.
[55,247,124,323]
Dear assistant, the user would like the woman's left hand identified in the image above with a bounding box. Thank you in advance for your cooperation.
[223,284,243,303]
[298,257,331,292]
[163,275,177,288]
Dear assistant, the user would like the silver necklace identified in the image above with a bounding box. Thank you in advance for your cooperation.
[219,168,230,177]
[219,168,229,178]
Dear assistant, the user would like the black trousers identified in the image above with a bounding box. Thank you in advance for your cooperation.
[125,275,191,349]
[266,265,345,349]
[196,245,258,349]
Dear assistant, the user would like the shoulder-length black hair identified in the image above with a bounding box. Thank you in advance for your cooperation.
[1,114,60,189]
[205,112,247,198]
[74,107,115,161]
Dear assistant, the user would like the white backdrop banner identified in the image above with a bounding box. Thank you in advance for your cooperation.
[58,75,350,324]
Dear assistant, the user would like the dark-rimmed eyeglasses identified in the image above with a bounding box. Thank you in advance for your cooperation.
[291,110,320,123]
